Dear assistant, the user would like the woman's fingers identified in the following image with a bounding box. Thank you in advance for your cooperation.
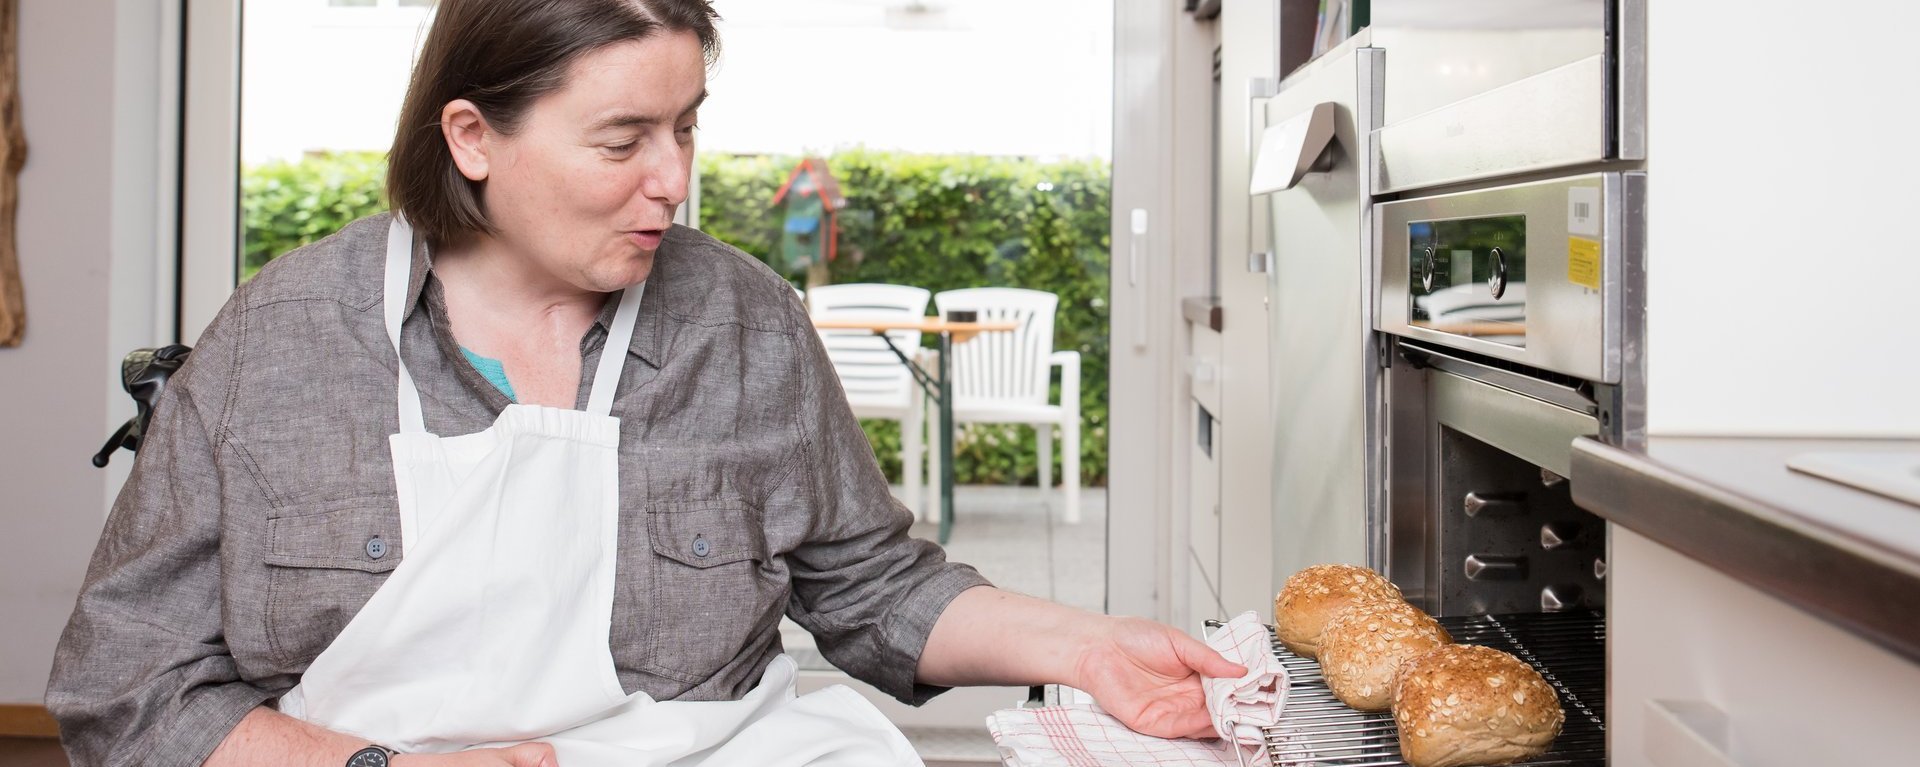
[1173,630,1247,679]
[501,742,558,767]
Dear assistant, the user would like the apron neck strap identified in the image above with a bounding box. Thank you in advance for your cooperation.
[586,283,644,417]
[383,216,429,434]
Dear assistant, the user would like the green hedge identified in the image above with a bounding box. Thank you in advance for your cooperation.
[242,149,1111,486]
[242,152,389,281]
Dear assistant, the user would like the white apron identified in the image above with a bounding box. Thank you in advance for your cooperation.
[277,217,921,766]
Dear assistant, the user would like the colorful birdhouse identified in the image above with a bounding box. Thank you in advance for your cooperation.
[771,157,846,282]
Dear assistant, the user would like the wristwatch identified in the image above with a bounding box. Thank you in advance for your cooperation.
[347,745,399,767]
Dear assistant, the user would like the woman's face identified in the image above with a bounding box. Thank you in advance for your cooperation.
[472,31,706,293]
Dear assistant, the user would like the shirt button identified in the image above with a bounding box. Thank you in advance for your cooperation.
[692,536,711,558]
[366,536,387,560]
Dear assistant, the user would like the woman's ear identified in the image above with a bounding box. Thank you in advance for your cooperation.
[441,99,492,182]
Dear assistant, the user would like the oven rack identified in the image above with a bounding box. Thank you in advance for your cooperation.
[1213,611,1605,767]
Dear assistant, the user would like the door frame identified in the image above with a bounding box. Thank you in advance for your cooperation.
[178,0,241,343]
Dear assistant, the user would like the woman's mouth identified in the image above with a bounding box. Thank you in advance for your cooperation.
[626,229,665,250]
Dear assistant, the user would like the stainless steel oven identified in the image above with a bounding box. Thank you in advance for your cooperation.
[1376,170,1644,616]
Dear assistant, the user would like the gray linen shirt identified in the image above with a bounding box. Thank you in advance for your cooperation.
[45,213,989,767]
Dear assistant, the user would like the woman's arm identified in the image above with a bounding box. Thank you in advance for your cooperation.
[917,586,1246,739]
[207,708,555,767]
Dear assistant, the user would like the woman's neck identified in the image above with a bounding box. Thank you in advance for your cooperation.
[430,234,605,355]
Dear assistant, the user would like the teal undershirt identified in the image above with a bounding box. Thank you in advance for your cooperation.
[459,347,517,402]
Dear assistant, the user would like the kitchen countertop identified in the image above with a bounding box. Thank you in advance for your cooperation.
[1571,436,1920,664]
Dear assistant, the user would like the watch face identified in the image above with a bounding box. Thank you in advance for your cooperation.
[346,747,391,767]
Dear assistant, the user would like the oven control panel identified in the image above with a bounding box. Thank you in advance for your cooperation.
[1376,172,1640,384]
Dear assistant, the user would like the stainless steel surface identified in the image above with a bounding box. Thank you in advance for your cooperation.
[1540,584,1584,612]
[1367,0,1645,193]
[1377,173,1630,384]
[1541,522,1579,550]
[1357,49,1385,578]
[1616,0,1648,161]
[1371,0,1606,125]
[1249,101,1337,194]
[1431,369,1596,479]
[1397,342,1596,417]
[1464,491,1525,517]
[1211,611,1606,767]
[1464,554,1527,580]
[1262,43,1382,589]
[1375,54,1609,194]
[1571,437,1920,664]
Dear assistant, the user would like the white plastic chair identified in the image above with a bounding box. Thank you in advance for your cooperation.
[928,287,1081,524]
[808,284,930,515]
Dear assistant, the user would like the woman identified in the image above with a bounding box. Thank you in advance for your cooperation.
[46,1,1244,765]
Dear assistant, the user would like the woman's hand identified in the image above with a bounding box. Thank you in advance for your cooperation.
[919,587,1246,739]
[394,743,557,767]
[1070,617,1248,739]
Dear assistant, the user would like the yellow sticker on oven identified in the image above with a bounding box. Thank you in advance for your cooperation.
[1568,237,1601,290]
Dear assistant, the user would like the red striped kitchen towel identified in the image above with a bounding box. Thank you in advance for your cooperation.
[987,611,1287,766]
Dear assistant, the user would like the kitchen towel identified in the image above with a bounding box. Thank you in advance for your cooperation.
[987,611,1289,766]
[1202,611,1291,745]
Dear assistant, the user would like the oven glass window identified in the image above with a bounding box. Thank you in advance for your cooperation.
[1408,215,1527,347]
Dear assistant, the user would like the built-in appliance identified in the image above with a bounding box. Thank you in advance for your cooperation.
[1369,0,1643,193]
[1377,172,1645,617]
[1235,170,1642,767]
[1222,2,1647,764]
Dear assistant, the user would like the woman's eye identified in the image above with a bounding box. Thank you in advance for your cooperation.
[676,124,698,139]
[604,142,637,156]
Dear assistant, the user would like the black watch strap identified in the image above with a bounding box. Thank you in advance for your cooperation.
[347,745,399,767]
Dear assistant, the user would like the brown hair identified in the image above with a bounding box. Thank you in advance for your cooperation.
[387,0,720,246]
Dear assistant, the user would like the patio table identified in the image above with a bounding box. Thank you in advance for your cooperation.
[810,317,1020,545]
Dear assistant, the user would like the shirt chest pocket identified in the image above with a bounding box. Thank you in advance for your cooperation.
[640,500,784,685]
[261,502,402,671]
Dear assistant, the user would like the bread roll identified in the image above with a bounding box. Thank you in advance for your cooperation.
[1392,645,1564,767]
[1272,564,1402,658]
[1319,600,1452,711]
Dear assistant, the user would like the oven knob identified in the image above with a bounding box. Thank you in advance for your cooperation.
[1541,585,1584,612]
[1421,246,1437,293]
[1487,247,1509,299]
[1540,522,1582,550]
[1463,491,1526,517]
[1463,554,1528,581]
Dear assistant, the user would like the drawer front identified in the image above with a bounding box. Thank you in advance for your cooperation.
[1610,526,1920,766]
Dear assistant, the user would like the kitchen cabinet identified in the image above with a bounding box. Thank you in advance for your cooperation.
[1610,526,1920,765]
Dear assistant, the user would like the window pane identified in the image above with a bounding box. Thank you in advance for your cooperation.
[240,0,431,280]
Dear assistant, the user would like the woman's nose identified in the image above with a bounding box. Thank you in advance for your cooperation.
[641,143,692,207]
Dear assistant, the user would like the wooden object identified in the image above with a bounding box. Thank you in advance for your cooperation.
[0,704,58,738]
[0,0,25,347]
[810,318,1019,345]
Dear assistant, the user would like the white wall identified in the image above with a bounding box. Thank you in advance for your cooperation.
[0,0,168,705]
[239,0,1114,163]
[703,0,1112,158]
[1645,0,1920,437]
